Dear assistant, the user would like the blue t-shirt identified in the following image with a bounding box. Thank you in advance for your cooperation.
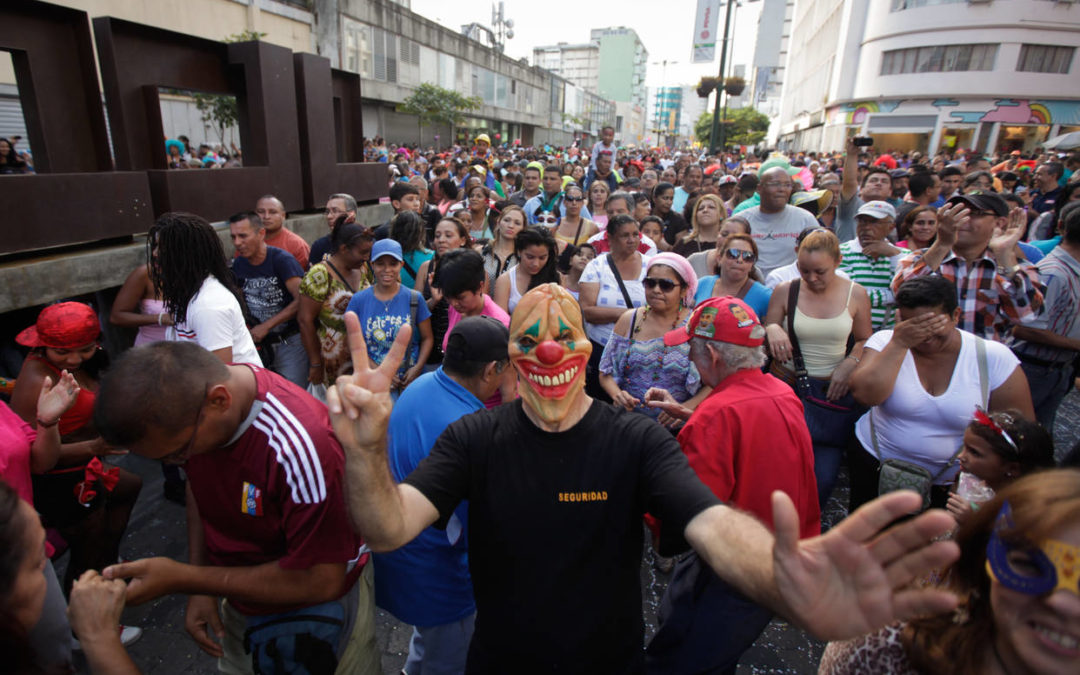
[372,367,482,625]
[345,285,431,374]
[232,246,304,336]
[694,275,772,321]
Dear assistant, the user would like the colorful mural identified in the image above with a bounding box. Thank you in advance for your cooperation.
[829,98,1080,127]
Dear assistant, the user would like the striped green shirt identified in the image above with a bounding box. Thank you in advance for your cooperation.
[838,240,908,330]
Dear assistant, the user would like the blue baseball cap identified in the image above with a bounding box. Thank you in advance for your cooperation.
[371,239,403,262]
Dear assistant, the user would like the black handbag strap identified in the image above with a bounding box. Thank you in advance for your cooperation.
[606,254,636,309]
[323,259,355,294]
[786,279,807,378]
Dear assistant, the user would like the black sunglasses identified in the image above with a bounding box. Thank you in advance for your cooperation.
[643,278,681,292]
[564,196,585,202]
[724,249,757,262]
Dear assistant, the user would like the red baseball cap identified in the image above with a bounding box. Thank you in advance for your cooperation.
[664,297,765,348]
[16,302,101,349]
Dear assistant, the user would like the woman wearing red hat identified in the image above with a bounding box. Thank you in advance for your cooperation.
[10,302,143,595]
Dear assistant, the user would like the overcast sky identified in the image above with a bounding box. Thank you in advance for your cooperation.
[407,0,763,90]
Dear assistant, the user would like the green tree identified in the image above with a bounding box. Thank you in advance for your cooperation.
[693,107,770,148]
[397,83,483,146]
[194,93,238,146]
[727,107,770,147]
[694,111,713,146]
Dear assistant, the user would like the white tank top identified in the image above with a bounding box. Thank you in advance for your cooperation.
[507,264,523,314]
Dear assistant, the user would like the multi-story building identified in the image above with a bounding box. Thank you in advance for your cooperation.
[749,0,794,144]
[534,26,649,144]
[0,0,615,149]
[330,0,613,147]
[652,86,683,146]
[777,0,1080,154]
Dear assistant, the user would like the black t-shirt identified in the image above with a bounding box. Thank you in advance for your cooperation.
[662,211,690,246]
[309,235,331,267]
[403,399,721,674]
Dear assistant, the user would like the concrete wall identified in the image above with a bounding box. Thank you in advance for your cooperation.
[0,203,393,314]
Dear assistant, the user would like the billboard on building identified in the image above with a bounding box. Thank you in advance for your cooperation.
[691,0,722,64]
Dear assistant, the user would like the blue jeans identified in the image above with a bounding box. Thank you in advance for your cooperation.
[799,382,863,508]
[646,553,773,674]
[270,334,310,388]
[1020,360,1074,433]
[403,612,476,675]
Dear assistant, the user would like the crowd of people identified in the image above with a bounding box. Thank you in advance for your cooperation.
[3,127,1080,674]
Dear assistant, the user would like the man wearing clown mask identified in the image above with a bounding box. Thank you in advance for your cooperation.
[328,283,962,673]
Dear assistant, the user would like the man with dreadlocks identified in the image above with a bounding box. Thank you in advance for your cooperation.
[149,212,262,367]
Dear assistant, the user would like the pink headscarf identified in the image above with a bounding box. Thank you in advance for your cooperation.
[647,252,698,305]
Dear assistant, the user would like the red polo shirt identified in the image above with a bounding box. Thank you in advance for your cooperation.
[677,368,820,539]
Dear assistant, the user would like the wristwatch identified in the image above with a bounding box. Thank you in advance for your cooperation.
[997,264,1018,277]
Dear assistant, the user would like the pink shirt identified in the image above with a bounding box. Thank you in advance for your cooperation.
[0,403,36,504]
[444,295,511,409]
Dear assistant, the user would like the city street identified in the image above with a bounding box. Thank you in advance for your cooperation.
[62,392,1080,674]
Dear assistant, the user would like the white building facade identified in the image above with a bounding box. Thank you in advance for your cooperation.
[778,0,1080,154]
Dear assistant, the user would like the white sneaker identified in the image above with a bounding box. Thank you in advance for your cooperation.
[120,625,142,646]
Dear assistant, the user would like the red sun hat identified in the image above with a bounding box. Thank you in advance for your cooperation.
[16,302,101,349]
[664,296,765,348]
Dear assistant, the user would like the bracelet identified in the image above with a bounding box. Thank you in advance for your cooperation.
[37,417,60,429]
[157,312,165,326]
[845,355,861,363]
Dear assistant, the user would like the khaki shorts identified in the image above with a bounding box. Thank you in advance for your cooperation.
[218,563,380,675]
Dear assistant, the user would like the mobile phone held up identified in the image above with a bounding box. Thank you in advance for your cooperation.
[852,136,874,147]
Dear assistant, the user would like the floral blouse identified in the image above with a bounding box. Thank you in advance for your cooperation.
[299,261,372,386]
[598,310,700,419]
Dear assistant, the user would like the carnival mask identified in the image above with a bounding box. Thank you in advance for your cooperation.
[986,500,1080,596]
[508,284,591,425]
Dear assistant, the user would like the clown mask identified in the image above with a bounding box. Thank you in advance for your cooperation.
[509,284,592,425]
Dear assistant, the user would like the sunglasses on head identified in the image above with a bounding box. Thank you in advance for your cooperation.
[643,277,680,292]
[724,249,757,262]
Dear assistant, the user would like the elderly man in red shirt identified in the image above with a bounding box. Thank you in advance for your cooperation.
[645,296,819,675]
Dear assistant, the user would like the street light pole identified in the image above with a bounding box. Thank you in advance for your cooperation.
[708,0,737,155]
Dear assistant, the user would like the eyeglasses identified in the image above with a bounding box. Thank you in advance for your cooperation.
[564,196,585,202]
[643,278,680,292]
[724,249,757,263]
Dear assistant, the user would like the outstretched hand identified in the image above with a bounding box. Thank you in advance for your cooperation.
[327,311,412,451]
[772,490,960,640]
[989,207,1026,260]
[36,370,79,427]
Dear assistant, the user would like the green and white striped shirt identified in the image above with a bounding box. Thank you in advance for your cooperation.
[838,240,908,330]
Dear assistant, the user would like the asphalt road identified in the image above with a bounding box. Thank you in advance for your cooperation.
[63,391,1080,674]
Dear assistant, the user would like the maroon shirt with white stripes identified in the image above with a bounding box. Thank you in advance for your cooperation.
[184,365,366,615]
